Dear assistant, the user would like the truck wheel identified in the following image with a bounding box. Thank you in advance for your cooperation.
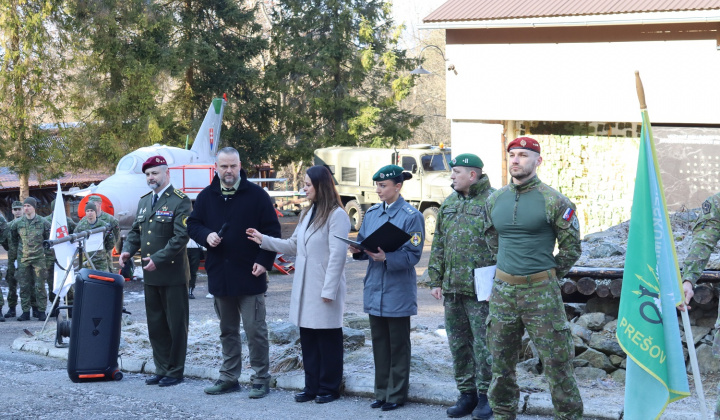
[423,207,439,243]
[345,200,364,232]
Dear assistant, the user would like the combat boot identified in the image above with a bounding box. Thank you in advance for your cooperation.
[37,312,47,321]
[471,392,492,420]
[17,311,30,321]
[31,306,39,319]
[447,392,478,418]
[4,309,15,318]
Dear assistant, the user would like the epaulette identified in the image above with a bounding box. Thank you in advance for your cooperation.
[367,203,381,213]
[141,191,152,198]
[404,205,417,215]
[174,189,187,198]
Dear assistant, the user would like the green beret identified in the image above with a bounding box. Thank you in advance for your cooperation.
[12,201,22,209]
[372,165,404,182]
[450,153,483,169]
[88,195,102,203]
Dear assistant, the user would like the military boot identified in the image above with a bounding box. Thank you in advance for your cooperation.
[188,287,195,300]
[4,309,15,318]
[37,311,47,322]
[471,393,492,420]
[447,392,478,418]
[31,306,40,319]
[17,311,31,321]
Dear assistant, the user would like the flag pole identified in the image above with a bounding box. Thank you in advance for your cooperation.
[635,71,708,418]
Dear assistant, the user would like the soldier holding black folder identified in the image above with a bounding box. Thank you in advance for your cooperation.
[348,164,424,412]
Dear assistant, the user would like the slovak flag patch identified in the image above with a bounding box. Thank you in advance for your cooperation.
[562,208,575,221]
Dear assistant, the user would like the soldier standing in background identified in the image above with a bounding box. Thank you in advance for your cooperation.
[11,197,51,322]
[75,202,114,271]
[484,137,583,419]
[679,192,720,416]
[0,210,8,321]
[3,201,23,318]
[428,153,494,420]
[88,195,120,271]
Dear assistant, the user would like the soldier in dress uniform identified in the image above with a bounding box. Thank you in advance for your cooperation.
[10,197,51,321]
[484,137,583,419]
[428,153,494,419]
[3,201,23,318]
[120,155,191,387]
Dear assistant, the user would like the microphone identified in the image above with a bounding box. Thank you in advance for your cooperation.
[217,222,229,238]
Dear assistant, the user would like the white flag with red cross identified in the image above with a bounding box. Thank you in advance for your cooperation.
[50,182,77,297]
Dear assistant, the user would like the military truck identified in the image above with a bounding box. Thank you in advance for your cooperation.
[314,145,454,241]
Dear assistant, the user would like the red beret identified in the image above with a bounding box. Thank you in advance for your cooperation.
[142,155,168,173]
[507,137,541,154]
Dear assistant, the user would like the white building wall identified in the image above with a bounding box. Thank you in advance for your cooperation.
[450,121,504,188]
[445,39,720,124]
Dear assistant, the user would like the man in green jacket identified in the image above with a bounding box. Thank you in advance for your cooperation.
[3,201,23,318]
[428,153,494,420]
[120,155,191,387]
[484,137,582,420]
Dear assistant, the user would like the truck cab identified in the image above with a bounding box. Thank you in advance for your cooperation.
[314,145,453,241]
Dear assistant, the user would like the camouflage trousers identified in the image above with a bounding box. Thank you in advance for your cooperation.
[18,260,48,313]
[487,276,583,420]
[5,261,17,308]
[444,293,492,393]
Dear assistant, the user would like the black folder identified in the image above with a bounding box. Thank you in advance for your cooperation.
[335,221,412,253]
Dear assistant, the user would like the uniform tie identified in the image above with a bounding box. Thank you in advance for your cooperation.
[152,194,158,209]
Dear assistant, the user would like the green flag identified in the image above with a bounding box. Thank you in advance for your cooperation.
[616,108,689,419]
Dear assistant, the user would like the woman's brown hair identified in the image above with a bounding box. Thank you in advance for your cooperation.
[300,165,346,228]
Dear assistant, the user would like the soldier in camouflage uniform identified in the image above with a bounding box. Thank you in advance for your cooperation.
[4,201,24,318]
[0,211,8,321]
[484,138,583,420]
[428,153,494,419]
[680,192,720,416]
[75,202,114,271]
[88,195,120,272]
[44,199,76,317]
[10,197,51,321]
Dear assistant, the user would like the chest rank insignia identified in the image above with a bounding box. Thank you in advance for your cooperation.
[702,200,712,215]
[410,232,422,247]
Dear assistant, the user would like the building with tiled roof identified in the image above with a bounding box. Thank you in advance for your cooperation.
[420,0,720,233]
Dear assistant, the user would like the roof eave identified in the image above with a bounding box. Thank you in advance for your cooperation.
[420,10,720,30]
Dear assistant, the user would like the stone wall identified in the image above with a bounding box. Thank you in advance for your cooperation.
[519,121,641,235]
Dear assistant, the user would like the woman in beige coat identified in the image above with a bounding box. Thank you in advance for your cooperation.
[247,165,351,404]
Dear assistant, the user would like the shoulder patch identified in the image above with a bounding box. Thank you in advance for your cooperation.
[182,215,188,227]
[174,189,187,198]
[410,232,422,247]
[562,208,575,221]
[702,200,712,215]
[571,215,580,230]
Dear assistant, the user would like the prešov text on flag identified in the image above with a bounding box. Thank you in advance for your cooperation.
[50,183,78,298]
[616,106,689,419]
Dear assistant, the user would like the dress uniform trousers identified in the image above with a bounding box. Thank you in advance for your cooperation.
[145,283,189,379]
[369,314,411,404]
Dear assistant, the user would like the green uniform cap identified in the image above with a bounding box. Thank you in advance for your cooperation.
[372,165,404,181]
[450,153,483,169]
[89,195,102,203]
[12,201,22,209]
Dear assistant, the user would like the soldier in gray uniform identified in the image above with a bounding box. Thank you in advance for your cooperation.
[680,192,720,416]
[428,153,494,419]
[88,194,120,271]
[75,202,114,271]
[10,197,51,321]
[3,201,23,318]
[120,155,191,387]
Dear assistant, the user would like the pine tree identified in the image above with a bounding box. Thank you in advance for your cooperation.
[0,0,68,198]
[266,0,421,166]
